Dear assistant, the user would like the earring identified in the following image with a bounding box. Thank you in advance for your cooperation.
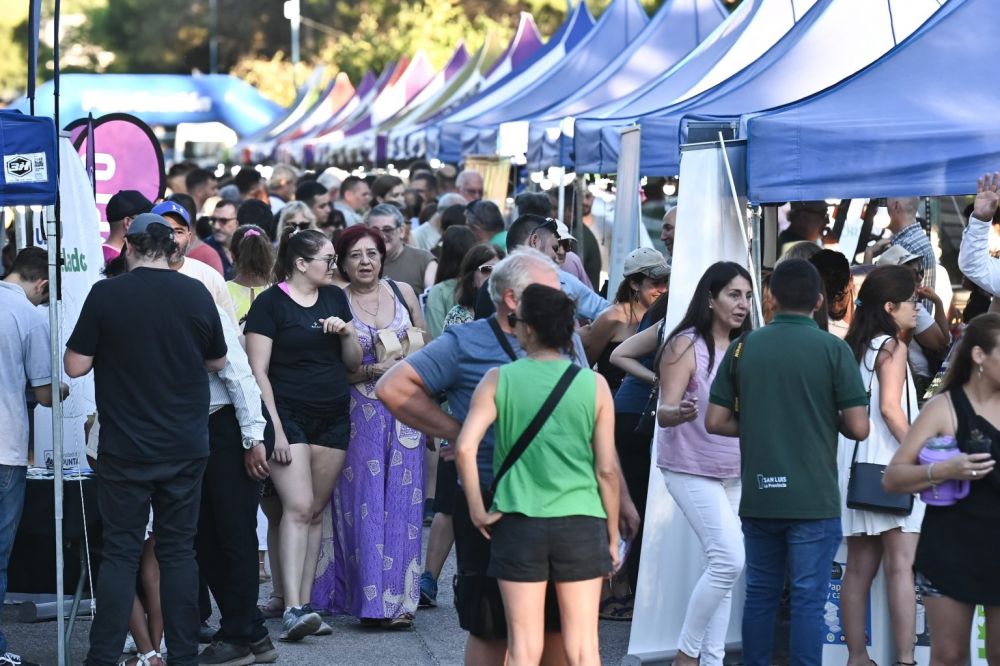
[978,364,984,378]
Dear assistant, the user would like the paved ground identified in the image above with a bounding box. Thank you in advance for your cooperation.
[3,529,634,665]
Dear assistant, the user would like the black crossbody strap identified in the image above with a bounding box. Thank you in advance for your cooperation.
[851,337,894,465]
[385,279,413,322]
[488,315,519,362]
[489,364,581,496]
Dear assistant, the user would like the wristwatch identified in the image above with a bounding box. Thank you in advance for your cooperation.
[242,437,263,450]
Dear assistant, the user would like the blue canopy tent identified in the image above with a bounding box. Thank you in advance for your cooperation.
[571,0,817,173]
[13,74,283,137]
[522,0,728,171]
[448,0,650,161]
[425,0,597,162]
[0,111,58,205]
[577,0,943,175]
[601,0,945,175]
[745,0,990,202]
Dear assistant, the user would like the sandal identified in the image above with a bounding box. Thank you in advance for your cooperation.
[382,613,414,630]
[257,594,284,619]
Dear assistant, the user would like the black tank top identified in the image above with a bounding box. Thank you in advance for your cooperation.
[595,341,626,395]
[914,386,1000,604]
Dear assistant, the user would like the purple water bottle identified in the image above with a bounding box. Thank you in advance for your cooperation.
[918,436,971,506]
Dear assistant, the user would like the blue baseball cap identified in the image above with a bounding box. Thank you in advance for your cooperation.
[151,200,191,226]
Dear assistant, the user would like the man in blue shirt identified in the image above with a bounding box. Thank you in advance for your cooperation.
[378,248,634,666]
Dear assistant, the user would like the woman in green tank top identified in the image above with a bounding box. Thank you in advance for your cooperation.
[455,283,621,666]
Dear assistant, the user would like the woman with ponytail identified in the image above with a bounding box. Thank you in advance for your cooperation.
[227,224,276,327]
[244,228,362,642]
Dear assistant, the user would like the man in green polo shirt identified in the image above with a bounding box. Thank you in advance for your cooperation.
[706,258,869,666]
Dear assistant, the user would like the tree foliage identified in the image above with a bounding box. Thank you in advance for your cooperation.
[0,0,742,104]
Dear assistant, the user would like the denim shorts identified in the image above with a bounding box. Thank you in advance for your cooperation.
[488,513,612,583]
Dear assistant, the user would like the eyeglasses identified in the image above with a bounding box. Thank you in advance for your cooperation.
[211,216,237,225]
[478,264,494,275]
[306,255,337,270]
[375,226,399,237]
[506,313,522,328]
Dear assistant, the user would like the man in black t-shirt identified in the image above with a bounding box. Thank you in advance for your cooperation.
[66,213,227,666]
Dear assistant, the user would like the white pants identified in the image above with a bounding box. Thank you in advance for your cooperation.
[662,469,744,665]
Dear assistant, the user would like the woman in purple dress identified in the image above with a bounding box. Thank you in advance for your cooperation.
[312,225,428,628]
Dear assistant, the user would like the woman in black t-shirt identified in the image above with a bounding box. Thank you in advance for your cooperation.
[245,228,362,642]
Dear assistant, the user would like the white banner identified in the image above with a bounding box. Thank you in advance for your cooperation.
[32,137,102,470]
[608,127,643,299]
[627,142,750,663]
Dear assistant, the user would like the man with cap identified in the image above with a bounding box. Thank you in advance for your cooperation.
[474,214,610,321]
[65,213,228,666]
[152,201,239,327]
[103,190,153,264]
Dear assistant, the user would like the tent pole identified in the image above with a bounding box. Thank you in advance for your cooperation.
[556,167,566,225]
[53,0,67,663]
[750,205,763,328]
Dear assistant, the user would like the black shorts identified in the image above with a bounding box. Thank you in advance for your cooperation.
[452,488,560,640]
[488,513,611,583]
[432,457,458,516]
[276,402,349,450]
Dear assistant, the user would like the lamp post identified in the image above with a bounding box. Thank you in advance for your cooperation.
[209,0,218,74]
[284,0,301,87]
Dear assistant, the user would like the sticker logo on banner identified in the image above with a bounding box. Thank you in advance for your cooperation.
[4,152,47,183]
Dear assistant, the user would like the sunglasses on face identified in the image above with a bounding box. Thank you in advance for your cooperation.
[287,221,311,231]
[306,255,337,270]
[507,312,522,328]
[376,226,399,237]
[478,264,494,275]
[211,216,237,225]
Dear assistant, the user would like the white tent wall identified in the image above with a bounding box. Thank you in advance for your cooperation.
[32,136,101,470]
[626,141,751,663]
[607,128,642,299]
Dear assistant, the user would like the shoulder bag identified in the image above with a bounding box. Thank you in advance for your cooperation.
[634,321,667,434]
[846,338,914,516]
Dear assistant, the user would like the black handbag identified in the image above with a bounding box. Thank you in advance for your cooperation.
[846,339,914,516]
[634,321,667,434]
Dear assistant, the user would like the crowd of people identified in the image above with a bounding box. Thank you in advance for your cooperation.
[0,158,999,666]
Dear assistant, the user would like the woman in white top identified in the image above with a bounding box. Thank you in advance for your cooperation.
[839,264,924,666]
